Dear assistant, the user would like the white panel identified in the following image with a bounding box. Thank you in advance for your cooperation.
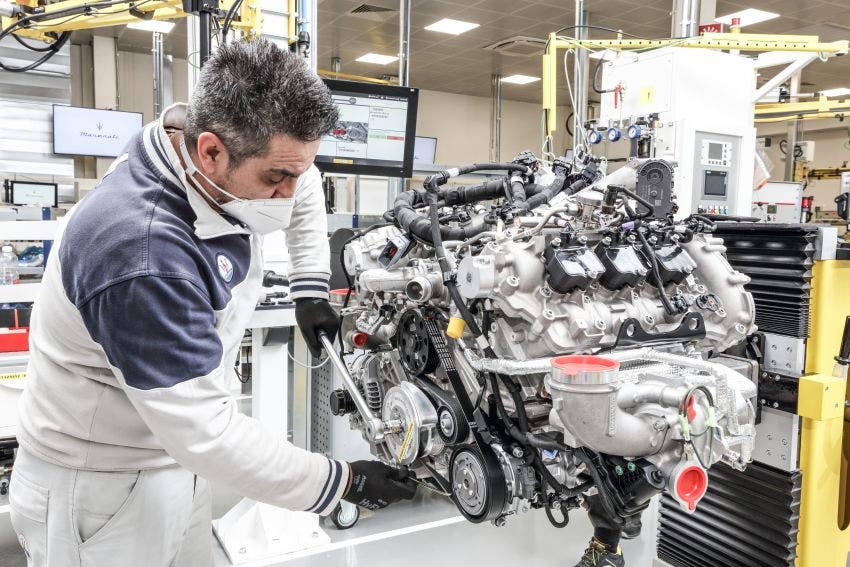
[0,36,73,180]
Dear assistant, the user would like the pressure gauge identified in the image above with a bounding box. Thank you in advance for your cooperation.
[587,130,603,145]
[627,125,642,140]
[606,127,622,142]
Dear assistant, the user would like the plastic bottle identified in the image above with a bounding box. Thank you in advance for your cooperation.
[0,245,19,286]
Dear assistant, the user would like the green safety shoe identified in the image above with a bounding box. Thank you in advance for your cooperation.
[572,538,626,567]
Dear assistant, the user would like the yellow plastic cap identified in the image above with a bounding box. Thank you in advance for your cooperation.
[446,317,466,339]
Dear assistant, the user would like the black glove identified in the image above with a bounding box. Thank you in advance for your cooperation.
[343,460,418,511]
[295,297,340,358]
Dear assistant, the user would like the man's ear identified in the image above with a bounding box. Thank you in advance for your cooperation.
[195,132,230,175]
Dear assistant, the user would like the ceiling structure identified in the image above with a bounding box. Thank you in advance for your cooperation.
[68,0,850,108]
[316,0,850,105]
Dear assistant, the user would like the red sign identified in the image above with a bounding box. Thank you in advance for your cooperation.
[699,23,723,34]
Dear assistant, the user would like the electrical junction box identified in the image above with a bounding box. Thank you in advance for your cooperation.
[599,48,756,217]
[751,181,803,223]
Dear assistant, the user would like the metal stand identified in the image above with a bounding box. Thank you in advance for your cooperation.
[213,304,331,564]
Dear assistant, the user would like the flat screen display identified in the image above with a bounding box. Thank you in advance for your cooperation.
[53,105,144,158]
[708,142,724,161]
[316,80,419,177]
[413,136,437,165]
[704,170,728,197]
[9,181,57,207]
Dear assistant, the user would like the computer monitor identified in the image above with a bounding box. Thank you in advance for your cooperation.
[413,136,437,165]
[53,105,144,158]
[316,80,419,177]
[5,181,58,207]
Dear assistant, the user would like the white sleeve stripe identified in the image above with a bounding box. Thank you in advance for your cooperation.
[307,460,345,513]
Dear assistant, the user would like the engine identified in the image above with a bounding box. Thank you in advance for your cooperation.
[330,152,758,531]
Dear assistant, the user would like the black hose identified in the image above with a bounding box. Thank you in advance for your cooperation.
[617,186,654,218]
[524,174,568,209]
[440,179,506,206]
[424,163,530,191]
[635,228,679,315]
[510,175,528,210]
[394,190,490,243]
[592,57,616,95]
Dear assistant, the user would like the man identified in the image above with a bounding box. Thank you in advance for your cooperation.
[9,39,415,566]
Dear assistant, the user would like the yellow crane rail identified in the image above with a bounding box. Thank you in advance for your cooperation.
[755,97,850,123]
[1,0,267,43]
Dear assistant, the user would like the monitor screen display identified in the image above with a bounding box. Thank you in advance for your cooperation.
[413,136,437,165]
[316,80,419,177]
[9,181,57,207]
[704,170,728,197]
[53,105,144,158]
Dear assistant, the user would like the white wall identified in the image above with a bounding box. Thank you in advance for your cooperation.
[118,51,189,123]
[415,89,571,165]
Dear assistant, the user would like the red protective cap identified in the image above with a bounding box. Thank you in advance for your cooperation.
[352,332,369,348]
[687,395,697,422]
[731,17,741,26]
[551,355,619,374]
[330,288,350,296]
[676,465,708,511]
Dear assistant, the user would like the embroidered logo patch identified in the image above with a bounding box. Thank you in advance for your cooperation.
[216,254,234,282]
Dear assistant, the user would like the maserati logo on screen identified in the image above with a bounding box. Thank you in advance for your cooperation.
[80,121,118,141]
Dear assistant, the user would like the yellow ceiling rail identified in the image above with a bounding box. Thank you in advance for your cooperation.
[543,31,850,140]
[755,97,850,123]
[807,167,850,180]
[1,0,268,43]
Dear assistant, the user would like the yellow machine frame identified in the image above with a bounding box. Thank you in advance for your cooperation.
[797,258,850,566]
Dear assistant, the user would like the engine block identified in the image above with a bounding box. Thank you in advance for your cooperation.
[330,154,758,530]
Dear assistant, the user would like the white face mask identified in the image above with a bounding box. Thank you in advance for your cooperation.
[179,137,294,235]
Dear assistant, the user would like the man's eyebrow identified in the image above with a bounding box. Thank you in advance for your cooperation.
[268,167,300,177]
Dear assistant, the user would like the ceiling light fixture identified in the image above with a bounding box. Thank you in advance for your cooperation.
[501,74,540,85]
[355,53,399,65]
[821,87,850,98]
[424,18,480,35]
[127,20,175,33]
[715,8,779,27]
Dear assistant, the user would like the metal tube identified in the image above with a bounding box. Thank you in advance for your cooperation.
[572,0,588,152]
[490,74,502,163]
[319,333,385,440]
[398,0,410,87]
[785,72,802,181]
[672,0,701,38]
[152,31,164,119]
[199,12,211,66]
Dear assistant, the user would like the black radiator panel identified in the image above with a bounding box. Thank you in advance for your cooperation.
[657,461,801,567]
[712,223,818,338]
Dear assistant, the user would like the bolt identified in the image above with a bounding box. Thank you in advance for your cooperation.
[512,447,524,458]
[627,462,636,472]
[772,402,779,408]
[493,516,507,528]
[614,465,624,476]
[762,372,768,378]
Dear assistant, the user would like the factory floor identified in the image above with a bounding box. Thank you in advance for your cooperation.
[0,487,661,566]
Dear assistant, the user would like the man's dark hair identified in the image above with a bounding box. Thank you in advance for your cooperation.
[184,39,338,167]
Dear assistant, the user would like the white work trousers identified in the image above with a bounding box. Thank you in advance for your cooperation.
[9,447,213,567]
